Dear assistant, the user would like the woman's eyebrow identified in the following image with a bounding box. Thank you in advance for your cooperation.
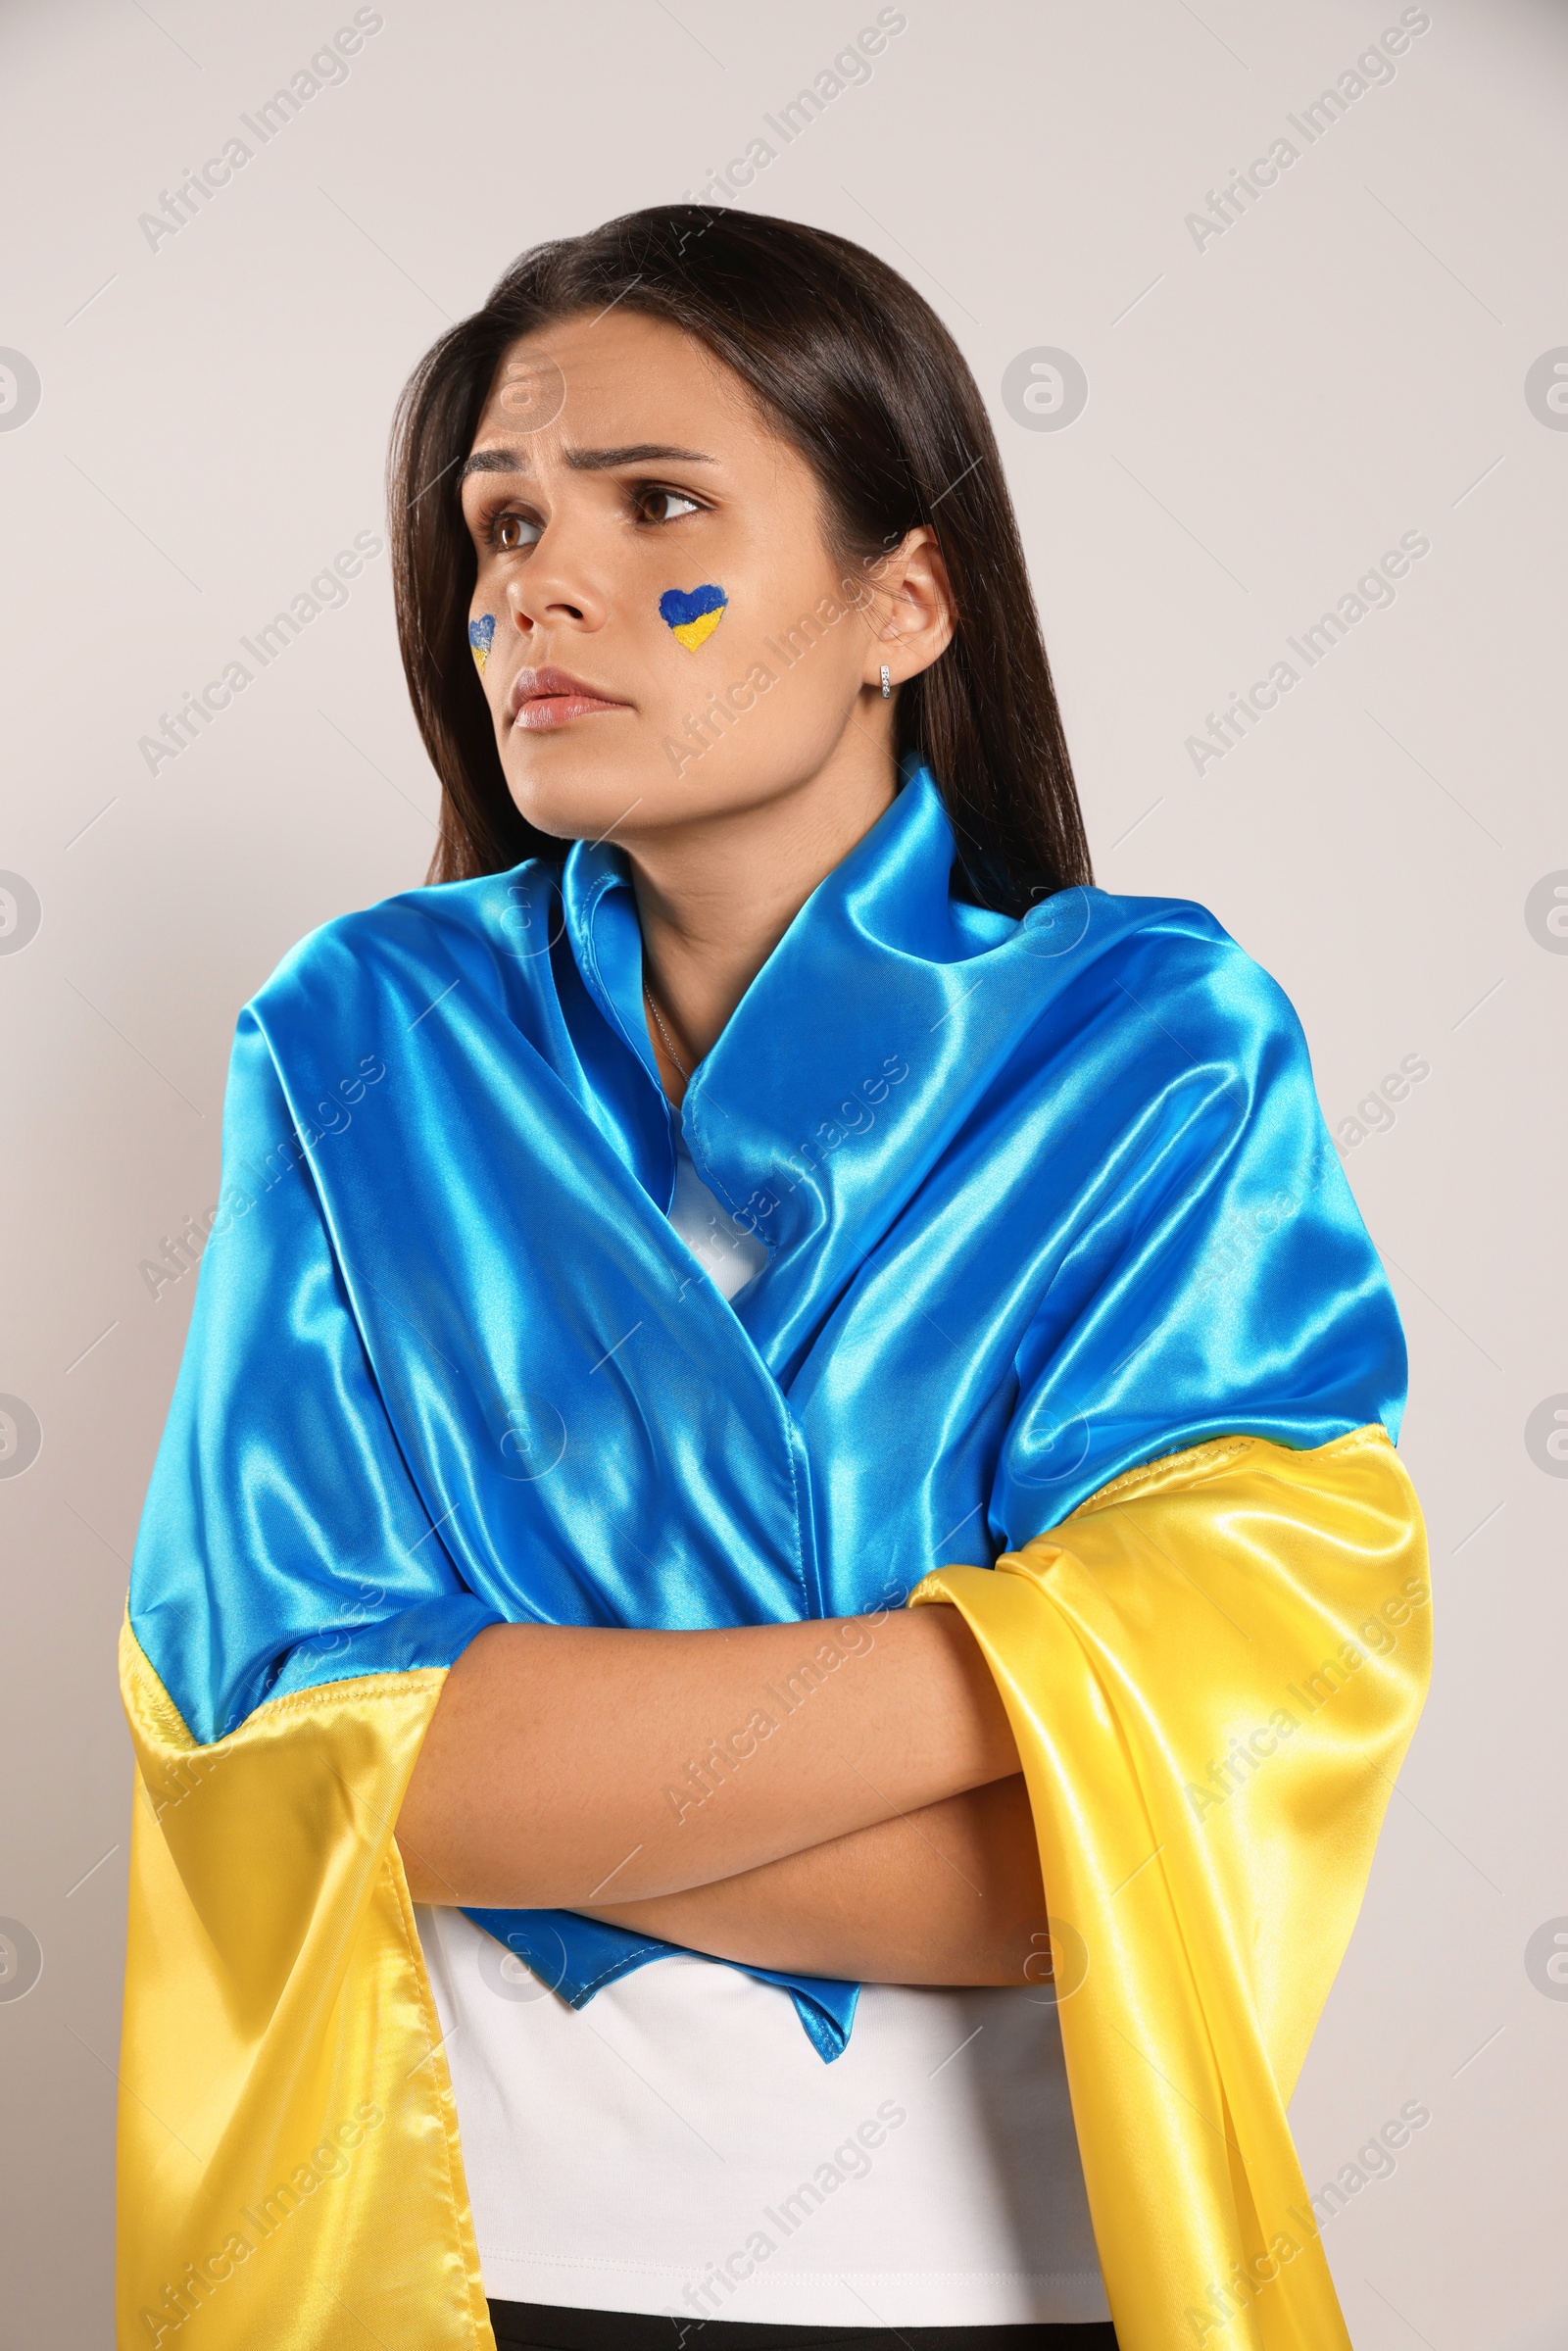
[461,446,531,480]
[564,443,717,470]
[459,442,717,482]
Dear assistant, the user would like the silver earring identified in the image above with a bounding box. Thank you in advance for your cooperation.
[879,663,892,699]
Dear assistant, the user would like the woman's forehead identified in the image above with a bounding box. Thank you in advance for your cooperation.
[468,312,756,456]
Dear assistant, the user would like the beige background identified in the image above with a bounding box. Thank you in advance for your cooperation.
[2,1,1565,2341]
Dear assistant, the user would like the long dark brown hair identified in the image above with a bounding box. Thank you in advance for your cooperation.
[388,206,1091,913]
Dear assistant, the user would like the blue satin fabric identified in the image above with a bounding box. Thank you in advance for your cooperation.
[129,766,1406,2055]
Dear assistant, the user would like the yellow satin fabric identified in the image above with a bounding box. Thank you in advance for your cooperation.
[912,1425,1430,2351]
[117,1624,493,2350]
[119,1424,1425,2347]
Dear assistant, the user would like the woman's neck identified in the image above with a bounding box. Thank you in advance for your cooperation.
[626,741,897,1092]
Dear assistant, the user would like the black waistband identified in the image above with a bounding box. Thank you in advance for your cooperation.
[487,2303,1118,2351]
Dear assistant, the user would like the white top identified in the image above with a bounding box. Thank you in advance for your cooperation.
[667,1127,771,1299]
[413,1132,1107,2327]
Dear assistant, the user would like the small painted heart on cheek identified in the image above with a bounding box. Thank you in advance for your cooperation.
[659,584,727,651]
[468,613,496,674]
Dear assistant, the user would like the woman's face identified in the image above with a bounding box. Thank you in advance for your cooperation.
[459,311,910,848]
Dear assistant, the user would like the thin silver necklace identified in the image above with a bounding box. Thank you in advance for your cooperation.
[642,983,689,1083]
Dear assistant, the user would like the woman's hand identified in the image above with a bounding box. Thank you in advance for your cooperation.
[395,1604,1019,1911]
[582,1774,1052,1987]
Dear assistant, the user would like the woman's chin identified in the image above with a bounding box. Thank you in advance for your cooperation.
[504,759,652,848]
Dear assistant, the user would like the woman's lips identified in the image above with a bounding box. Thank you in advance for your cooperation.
[511,664,631,731]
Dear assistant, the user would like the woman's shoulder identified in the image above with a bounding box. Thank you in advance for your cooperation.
[241,857,560,1035]
[1026,883,1309,1066]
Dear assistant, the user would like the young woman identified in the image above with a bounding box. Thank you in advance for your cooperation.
[119,211,1430,2351]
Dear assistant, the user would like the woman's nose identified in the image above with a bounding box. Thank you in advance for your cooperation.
[508,529,608,637]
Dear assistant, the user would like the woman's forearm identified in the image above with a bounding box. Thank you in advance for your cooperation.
[396,1605,1018,1910]
[584,1776,1050,1986]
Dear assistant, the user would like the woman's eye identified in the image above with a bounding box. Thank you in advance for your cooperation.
[637,488,702,524]
[495,514,542,552]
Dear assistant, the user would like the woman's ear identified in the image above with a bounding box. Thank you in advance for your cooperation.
[861,525,956,692]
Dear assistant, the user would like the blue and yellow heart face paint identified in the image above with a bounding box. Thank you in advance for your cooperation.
[468,613,495,675]
[659,583,727,651]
